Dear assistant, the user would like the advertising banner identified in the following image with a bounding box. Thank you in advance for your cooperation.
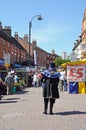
[4,53,10,64]
[33,50,37,65]
[67,64,85,82]
[4,53,10,67]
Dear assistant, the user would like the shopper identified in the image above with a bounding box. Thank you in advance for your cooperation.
[59,69,65,91]
[5,72,14,95]
[38,71,42,87]
[33,72,38,87]
[0,78,4,100]
[41,63,61,115]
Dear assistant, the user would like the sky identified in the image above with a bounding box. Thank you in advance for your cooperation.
[0,0,86,56]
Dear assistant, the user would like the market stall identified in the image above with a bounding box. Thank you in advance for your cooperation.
[61,60,86,94]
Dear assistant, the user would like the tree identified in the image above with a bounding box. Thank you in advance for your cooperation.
[54,57,70,67]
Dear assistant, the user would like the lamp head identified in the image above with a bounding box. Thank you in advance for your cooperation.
[37,15,43,21]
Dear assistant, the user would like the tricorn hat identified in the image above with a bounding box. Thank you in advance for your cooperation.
[50,63,56,68]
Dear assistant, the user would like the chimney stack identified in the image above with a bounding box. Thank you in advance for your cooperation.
[2,26,11,36]
[14,32,18,41]
[32,40,37,46]
[23,34,28,43]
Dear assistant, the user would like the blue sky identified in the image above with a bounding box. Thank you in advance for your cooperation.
[0,0,86,56]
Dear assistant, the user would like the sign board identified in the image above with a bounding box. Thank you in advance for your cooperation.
[4,53,10,64]
[67,64,85,82]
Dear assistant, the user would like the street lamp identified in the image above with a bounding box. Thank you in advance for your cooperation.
[28,15,43,67]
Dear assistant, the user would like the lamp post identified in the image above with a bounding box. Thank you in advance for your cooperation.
[28,15,43,67]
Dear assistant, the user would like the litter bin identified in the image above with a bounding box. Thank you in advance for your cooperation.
[11,87,16,94]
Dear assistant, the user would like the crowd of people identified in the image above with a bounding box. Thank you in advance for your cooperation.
[0,70,44,99]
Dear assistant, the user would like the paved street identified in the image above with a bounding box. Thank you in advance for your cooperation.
[0,87,86,130]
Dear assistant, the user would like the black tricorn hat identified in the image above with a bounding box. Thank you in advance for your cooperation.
[50,63,56,68]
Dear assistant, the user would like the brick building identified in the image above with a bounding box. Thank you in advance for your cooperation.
[0,22,60,69]
[0,22,27,68]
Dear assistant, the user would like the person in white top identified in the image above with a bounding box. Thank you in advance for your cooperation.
[59,69,65,91]
[33,72,38,87]
[5,72,14,95]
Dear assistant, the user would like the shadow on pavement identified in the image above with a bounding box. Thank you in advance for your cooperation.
[0,100,18,104]
[54,111,86,115]
[6,98,20,100]
[0,98,20,104]
[15,90,29,95]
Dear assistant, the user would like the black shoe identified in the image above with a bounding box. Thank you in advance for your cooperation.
[43,111,47,114]
[49,111,53,115]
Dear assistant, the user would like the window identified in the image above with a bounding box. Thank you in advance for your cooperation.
[3,39,5,45]
[8,42,10,48]
[3,49,5,57]
[12,45,14,50]
[47,54,49,57]
[53,56,55,59]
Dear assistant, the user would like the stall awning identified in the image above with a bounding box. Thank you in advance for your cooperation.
[61,60,86,68]
[11,63,22,68]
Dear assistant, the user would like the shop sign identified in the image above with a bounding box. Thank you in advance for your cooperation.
[33,50,37,65]
[4,53,10,64]
[4,53,10,67]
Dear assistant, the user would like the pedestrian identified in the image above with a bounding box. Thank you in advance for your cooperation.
[28,72,33,87]
[63,70,67,91]
[33,72,38,87]
[0,78,4,100]
[59,69,65,91]
[38,71,42,87]
[5,72,14,95]
[14,73,19,83]
[41,63,61,115]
